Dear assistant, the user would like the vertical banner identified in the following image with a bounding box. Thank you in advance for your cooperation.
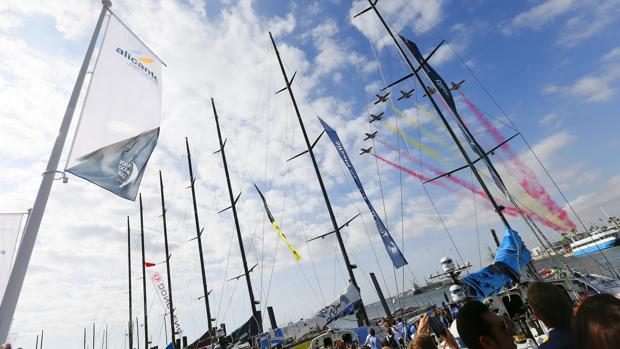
[146,264,182,335]
[253,184,302,261]
[319,118,407,269]
[67,14,163,201]
[400,35,508,196]
[0,214,23,301]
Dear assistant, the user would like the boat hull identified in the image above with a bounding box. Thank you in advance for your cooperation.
[572,237,618,256]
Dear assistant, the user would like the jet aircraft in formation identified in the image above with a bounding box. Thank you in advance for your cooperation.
[450,80,465,91]
[369,112,384,123]
[397,88,415,100]
[373,92,390,104]
[363,131,377,141]
[359,147,373,155]
[422,86,437,97]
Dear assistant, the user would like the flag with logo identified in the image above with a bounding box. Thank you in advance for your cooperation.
[66,13,164,201]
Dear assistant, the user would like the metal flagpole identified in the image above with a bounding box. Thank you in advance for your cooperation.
[269,32,370,326]
[0,1,111,341]
[139,194,149,349]
[158,171,177,348]
[127,217,134,349]
[184,138,214,334]
[211,98,261,331]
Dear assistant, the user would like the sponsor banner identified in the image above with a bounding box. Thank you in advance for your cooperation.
[67,14,163,200]
[146,267,182,335]
[254,184,301,261]
[319,118,408,269]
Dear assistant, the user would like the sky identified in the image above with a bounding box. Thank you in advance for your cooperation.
[1,0,620,348]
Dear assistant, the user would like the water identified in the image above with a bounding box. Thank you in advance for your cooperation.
[534,245,620,277]
[336,246,620,327]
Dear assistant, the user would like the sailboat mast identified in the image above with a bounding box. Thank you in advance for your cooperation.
[0,1,111,341]
[158,171,177,347]
[211,98,261,330]
[139,194,149,349]
[365,1,512,229]
[127,217,134,349]
[184,138,214,333]
[269,32,370,326]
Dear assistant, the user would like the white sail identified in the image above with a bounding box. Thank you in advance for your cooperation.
[0,214,24,301]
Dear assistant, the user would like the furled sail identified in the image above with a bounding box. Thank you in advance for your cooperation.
[460,227,532,300]
[259,282,361,348]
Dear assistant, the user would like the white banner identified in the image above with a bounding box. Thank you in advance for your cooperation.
[0,214,24,301]
[147,266,182,335]
[67,13,163,200]
[264,282,361,342]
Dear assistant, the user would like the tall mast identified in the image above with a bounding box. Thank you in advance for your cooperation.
[158,171,177,347]
[127,217,134,349]
[364,1,512,229]
[184,138,214,333]
[211,98,261,330]
[139,194,149,349]
[269,32,370,326]
[0,1,111,341]
[136,317,140,349]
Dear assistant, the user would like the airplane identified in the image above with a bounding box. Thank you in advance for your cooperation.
[373,92,390,104]
[450,79,465,91]
[359,147,373,155]
[422,86,437,97]
[363,131,377,140]
[369,112,384,123]
[397,88,415,101]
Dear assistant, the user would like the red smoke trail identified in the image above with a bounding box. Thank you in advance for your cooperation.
[458,91,576,230]
[372,148,562,230]
[377,139,570,231]
[375,139,487,198]
[372,153,456,194]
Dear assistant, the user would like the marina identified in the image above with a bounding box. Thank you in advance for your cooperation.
[1,1,620,349]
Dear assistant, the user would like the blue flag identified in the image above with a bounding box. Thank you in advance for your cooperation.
[319,118,407,268]
[67,127,159,201]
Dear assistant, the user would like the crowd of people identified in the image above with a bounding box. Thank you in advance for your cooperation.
[3,283,618,349]
[356,282,620,349]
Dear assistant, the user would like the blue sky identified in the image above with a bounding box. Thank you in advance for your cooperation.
[1,0,620,348]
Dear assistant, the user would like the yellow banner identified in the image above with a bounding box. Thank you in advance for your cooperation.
[272,221,302,261]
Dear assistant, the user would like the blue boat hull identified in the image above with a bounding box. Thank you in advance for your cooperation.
[573,238,618,256]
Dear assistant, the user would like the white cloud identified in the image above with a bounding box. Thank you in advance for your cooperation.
[539,112,560,127]
[501,0,620,47]
[569,76,614,102]
[350,0,444,50]
[503,0,576,34]
[602,47,620,62]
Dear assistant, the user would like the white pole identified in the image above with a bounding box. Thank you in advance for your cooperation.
[0,1,111,341]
